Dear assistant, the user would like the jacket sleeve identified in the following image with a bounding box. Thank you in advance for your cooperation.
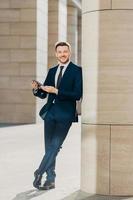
[32,69,51,99]
[57,67,83,101]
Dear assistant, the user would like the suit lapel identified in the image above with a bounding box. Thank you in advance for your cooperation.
[52,65,58,87]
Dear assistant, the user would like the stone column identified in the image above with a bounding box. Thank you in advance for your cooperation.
[48,0,67,67]
[36,0,48,122]
[81,0,133,196]
[0,0,48,124]
[67,5,78,63]
[0,0,36,123]
[67,3,82,114]
[77,14,82,66]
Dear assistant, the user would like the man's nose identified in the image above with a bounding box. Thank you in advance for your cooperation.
[61,53,65,57]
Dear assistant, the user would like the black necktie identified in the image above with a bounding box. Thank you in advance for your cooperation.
[56,66,64,88]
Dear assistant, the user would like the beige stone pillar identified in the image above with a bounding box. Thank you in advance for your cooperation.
[67,2,82,114]
[48,0,67,67]
[36,0,48,122]
[0,0,48,124]
[77,14,82,66]
[0,0,36,124]
[67,5,78,63]
[81,0,133,196]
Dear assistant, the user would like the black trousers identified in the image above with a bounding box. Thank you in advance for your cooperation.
[37,107,72,182]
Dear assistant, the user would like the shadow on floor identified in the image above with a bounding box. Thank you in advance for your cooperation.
[62,190,133,200]
[12,189,47,200]
[0,123,28,128]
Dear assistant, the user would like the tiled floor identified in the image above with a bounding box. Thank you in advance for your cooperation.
[0,121,81,200]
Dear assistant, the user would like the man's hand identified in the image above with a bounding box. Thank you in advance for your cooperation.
[40,86,58,94]
[31,80,42,89]
[31,80,39,90]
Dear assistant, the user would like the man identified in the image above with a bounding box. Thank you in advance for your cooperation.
[31,41,82,190]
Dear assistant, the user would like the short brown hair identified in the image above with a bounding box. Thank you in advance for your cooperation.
[55,41,71,51]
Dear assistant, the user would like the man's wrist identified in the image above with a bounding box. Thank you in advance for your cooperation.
[55,88,58,95]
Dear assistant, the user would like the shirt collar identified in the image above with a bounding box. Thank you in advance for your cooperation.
[58,60,70,68]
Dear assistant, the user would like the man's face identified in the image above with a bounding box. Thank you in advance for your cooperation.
[55,45,71,64]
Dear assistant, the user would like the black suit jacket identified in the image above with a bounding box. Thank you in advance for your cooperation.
[33,61,83,122]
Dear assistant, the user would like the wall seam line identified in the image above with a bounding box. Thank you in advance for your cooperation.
[109,124,112,195]
[82,123,133,126]
[82,8,133,15]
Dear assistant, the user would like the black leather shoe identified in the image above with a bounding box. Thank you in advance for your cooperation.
[39,180,55,190]
[33,171,42,189]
